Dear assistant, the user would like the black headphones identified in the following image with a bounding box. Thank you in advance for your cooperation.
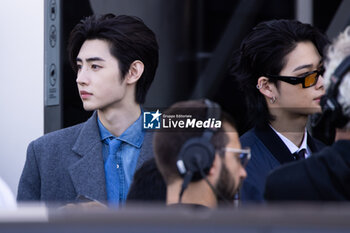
[312,55,350,144]
[176,99,221,202]
[176,99,221,181]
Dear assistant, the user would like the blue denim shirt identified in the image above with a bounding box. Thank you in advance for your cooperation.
[98,113,145,206]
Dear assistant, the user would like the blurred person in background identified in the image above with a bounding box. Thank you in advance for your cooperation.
[0,177,16,209]
[126,158,166,204]
[154,99,248,209]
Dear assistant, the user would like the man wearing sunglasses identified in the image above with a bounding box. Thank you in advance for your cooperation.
[232,19,328,202]
[265,26,350,201]
[153,100,248,209]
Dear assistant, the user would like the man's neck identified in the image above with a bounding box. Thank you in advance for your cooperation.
[97,101,141,137]
[166,180,217,209]
[269,111,308,148]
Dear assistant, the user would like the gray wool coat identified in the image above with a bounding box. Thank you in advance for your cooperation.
[17,112,154,204]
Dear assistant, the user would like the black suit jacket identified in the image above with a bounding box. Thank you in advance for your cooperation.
[265,140,350,201]
[240,124,325,202]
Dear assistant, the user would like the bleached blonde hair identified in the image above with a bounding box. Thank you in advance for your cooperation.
[324,26,350,121]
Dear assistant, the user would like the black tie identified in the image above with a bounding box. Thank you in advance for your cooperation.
[293,149,306,160]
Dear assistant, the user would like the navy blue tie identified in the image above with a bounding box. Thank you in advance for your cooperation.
[104,138,122,206]
[294,149,306,160]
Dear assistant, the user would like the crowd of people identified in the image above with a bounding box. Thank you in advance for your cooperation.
[1,12,350,209]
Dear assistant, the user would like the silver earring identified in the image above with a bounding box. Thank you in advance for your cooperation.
[270,96,276,104]
[256,84,262,90]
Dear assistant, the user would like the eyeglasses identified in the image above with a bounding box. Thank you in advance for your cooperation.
[266,67,325,88]
[221,147,251,167]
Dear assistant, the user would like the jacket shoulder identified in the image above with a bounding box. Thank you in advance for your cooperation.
[32,122,85,149]
[37,122,84,140]
[240,128,259,146]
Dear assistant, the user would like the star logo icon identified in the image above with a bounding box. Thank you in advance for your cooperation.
[143,110,162,129]
[150,109,161,122]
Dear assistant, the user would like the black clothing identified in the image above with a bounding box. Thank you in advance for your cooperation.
[265,140,350,201]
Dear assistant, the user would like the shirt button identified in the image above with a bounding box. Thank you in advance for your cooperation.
[116,164,119,169]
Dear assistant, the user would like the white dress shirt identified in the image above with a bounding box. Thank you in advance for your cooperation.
[269,125,311,158]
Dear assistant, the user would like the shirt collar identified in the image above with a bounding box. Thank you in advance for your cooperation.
[269,125,308,154]
[97,110,144,148]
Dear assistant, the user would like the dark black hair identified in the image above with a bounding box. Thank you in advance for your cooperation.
[68,13,159,104]
[127,158,166,203]
[232,19,329,127]
[153,99,236,185]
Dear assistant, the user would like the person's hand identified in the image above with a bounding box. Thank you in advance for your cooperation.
[58,195,108,210]
[61,201,107,209]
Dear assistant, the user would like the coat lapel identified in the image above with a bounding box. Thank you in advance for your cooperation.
[255,124,295,164]
[255,124,326,164]
[68,112,107,203]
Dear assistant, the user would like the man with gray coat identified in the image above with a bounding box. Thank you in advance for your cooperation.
[17,14,159,207]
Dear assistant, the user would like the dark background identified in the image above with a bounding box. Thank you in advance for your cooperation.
[53,0,342,135]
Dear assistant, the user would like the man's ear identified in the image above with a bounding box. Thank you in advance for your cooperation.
[208,154,222,183]
[126,60,144,84]
[257,76,276,99]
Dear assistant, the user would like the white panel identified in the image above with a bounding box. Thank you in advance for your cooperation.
[0,0,44,196]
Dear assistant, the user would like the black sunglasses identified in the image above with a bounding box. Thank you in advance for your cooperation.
[266,67,325,88]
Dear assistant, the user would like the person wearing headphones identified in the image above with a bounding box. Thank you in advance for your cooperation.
[231,19,329,202]
[153,99,249,208]
[264,26,350,201]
